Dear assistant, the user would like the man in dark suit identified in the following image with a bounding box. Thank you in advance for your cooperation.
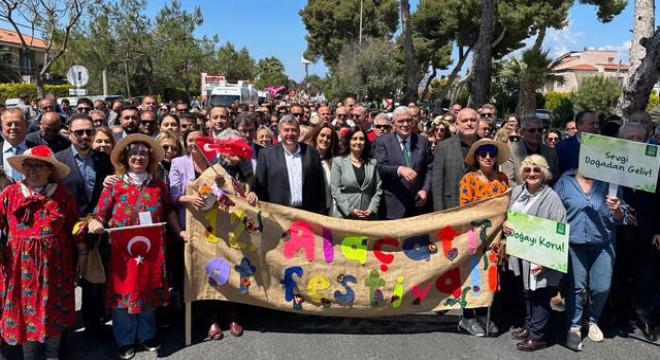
[25,111,71,153]
[501,116,559,187]
[555,110,600,175]
[375,106,433,219]
[255,114,325,214]
[1,107,38,181]
[56,113,114,336]
[432,108,479,211]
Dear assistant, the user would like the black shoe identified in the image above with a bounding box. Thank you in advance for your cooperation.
[516,338,548,352]
[140,337,161,352]
[638,321,657,342]
[118,345,135,360]
[512,327,530,340]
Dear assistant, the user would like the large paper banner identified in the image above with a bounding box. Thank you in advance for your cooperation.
[579,133,660,193]
[505,211,569,273]
[184,183,508,317]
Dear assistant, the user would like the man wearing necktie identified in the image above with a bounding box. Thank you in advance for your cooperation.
[375,106,433,219]
[1,108,37,181]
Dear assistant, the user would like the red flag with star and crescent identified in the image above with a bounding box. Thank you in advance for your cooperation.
[194,136,253,163]
[109,224,164,293]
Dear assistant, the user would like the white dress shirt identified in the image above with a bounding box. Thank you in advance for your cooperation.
[284,144,303,207]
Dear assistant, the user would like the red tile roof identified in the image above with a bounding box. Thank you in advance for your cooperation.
[560,64,598,71]
[0,28,47,49]
[599,64,629,71]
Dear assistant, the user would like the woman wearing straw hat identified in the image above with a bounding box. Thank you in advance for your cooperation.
[457,138,511,337]
[87,134,186,360]
[0,145,84,359]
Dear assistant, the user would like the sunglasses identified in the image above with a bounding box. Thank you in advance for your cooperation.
[73,129,96,137]
[477,151,498,158]
[546,137,559,142]
[162,145,179,152]
[374,124,391,130]
[525,128,543,134]
[22,162,51,172]
[508,135,521,142]
[336,114,347,118]
[482,113,494,118]
[291,113,304,118]
[522,166,542,174]
[77,107,92,112]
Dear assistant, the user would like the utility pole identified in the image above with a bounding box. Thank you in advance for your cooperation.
[359,0,364,45]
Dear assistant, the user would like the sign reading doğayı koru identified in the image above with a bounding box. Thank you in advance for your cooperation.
[505,211,569,273]
[579,133,660,193]
[184,175,509,317]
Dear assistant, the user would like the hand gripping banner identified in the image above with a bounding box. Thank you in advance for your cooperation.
[184,179,509,317]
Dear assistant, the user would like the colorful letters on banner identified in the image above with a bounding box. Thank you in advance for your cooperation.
[184,180,509,317]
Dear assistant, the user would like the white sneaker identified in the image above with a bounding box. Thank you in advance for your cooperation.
[588,322,604,342]
[477,315,499,334]
[458,318,486,337]
[566,326,584,351]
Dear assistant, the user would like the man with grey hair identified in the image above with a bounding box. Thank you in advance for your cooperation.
[477,118,495,139]
[628,110,659,145]
[1,107,37,180]
[371,113,392,138]
[614,120,660,342]
[479,103,497,120]
[255,115,326,213]
[89,110,108,128]
[502,116,558,187]
[376,106,433,219]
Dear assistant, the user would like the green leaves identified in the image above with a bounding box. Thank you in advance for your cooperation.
[573,75,622,118]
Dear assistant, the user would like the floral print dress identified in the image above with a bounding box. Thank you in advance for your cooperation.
[459,171,509,205]
[94,176,173,313]
[0,183,80,345]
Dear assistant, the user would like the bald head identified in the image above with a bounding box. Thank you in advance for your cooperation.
[39,111,62,141]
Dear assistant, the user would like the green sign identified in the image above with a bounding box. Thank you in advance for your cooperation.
[579,133,660,193]
[505,211,570,273]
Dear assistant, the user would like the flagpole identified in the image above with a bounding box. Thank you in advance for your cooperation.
[104,222,167,232]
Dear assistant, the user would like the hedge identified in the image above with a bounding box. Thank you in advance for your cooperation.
[0,84,72,100]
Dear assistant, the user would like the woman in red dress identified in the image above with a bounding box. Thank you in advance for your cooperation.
[88,134,186,360]
[0,145,85,359]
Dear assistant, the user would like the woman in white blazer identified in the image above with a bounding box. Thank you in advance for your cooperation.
[330,126,382,219]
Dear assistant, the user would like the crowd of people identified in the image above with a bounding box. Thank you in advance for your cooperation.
[0,92,658,359]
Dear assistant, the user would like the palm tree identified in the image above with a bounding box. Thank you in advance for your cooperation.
[499,49,562,117]
[255,57,285,79]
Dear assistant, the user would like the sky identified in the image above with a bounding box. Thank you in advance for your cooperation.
[2,1,657,84]
[140,0,657,83]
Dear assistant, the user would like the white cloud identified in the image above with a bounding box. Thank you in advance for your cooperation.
[600,40,632,64]
[544,18,585,59]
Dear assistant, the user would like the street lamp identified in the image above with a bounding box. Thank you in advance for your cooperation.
[359,0,363,45]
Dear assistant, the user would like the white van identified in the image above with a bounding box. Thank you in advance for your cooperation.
[209,82,258,107]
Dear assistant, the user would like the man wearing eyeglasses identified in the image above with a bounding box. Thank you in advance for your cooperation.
[371,113,392,138]
[479,103,497,120]
[502,116,558,187]
[25,111,71,153]
[76,98,94,114]
[56,113,114,338]
[376,106,433,219]
[290,104,307,126]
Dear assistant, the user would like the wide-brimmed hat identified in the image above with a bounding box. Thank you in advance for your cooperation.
[111,133,165,169]
[465,138,511,166]
[7,145,70,180]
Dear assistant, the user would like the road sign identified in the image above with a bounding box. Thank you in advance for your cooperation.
[69,88,87,96]
[67,65,89,87]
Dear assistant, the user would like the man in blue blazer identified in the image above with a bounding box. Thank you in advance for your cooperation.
[375,106,433,219]
[255,115,326,214]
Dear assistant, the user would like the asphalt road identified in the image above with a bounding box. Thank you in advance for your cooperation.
[3,286,657,359]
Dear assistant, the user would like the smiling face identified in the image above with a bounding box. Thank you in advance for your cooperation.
[186,130,203,155]
[393,112,413,139]
[92,131,113,154]
[315,127,333,153]
[522,165,546,189]
[278,122,300,150]
[456,109,478,138]
[125,142,151,174]
[1,110,27,146]
[257,128,273,147]
[349,130,366,155]
[22,159,54,187]
[160,138,179,163]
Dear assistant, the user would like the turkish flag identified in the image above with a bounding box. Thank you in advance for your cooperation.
[109,225,164,294]
[194,136,253,163]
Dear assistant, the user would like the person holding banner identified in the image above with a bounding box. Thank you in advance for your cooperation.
[87,134,185,360]
[0,145,83,359]
[458,138,510,336]
[503,154,567,351]
[330,126,382,219]
[554,165,629,352]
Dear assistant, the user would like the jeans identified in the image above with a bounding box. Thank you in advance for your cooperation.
[112,308,156,346]
[566,243,615,328]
